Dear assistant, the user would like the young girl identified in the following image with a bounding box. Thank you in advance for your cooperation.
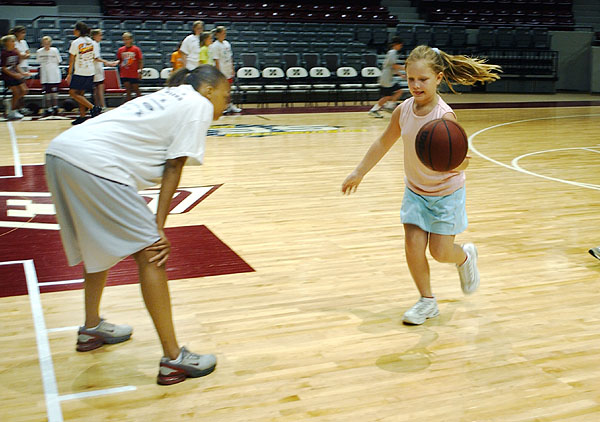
[170,41,185,71]
[180,20,203,70]
[117,32,143,102]
[67,21,101,125]
[91,28,119,111]
[210,26,240,113]
[10,26,31,114]
[198,32,214,66]
[342,45,500,325]
[45,65,230,385]
[1,34,30,120]
[36,36,62,116]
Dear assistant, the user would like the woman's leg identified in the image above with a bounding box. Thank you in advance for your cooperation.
[69,88,93,116]
[403,223,432,297]
[133,248,180,360]
[83,269,109,328]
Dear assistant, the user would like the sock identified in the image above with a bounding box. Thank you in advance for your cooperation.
[370,105,381,112]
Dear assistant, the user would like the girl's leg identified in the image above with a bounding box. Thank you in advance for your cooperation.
[83,269,109,328]
[132,83,141,99]
[403,223,432,297]
[133,248,180,360]
[123,82,132,101]
[97,82,106,108]
[69,88,93,115]
[428,233,467,265]
[9,86,20,110]
[377,95,392,108]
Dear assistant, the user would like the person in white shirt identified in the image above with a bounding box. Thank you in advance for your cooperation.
[10,26,31,114]
[180,20,203,71]
[45,65,230,386]
[210,26,241,113]
[90,28,118,111]
[36,36,62,116]
[67,21,101,125]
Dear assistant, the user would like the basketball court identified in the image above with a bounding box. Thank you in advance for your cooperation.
[1,92,600,421]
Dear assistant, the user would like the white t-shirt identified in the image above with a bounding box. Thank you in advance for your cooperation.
[92,40,105,82]
[210,40,234,79]
[16,39,30,70]
[36,46,62,84]
[180,34,201,70]
[69,36,98,77]
[46,84,214,190]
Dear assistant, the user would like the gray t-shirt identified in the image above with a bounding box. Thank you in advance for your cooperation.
[379,49,398,87]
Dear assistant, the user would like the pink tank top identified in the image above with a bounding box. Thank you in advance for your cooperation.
[399,96,466,196]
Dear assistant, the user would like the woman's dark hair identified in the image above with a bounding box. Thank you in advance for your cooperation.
[390,36,403,47]
[74,21,90,36]
[166,65,227,90]
[10,25,26,35]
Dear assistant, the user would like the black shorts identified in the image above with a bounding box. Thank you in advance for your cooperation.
[121,77,139,85]
[93,80,104,87]
[4,78,25,87]
[70,74,93,91]
[380,84,403,97]
[43,83,60,94]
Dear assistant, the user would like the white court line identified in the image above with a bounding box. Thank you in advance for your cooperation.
[469,113,600,191]
[38,278,83,287]
[47,326,79,333]
[1,121,23,179]
[0,261,136,421]
[58,386,137,402]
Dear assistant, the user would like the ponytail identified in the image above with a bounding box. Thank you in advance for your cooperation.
[406,45,501,93]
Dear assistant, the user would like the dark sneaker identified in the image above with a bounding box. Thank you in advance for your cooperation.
[71,116,87,125]
[157,346,217,385]
[90,105,102,118]
[589,247,600,261]
[76,319,133,352]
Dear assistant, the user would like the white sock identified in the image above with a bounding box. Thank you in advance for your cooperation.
[370,105,381,112]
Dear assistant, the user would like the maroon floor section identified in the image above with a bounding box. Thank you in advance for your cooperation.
[0,165,254,298]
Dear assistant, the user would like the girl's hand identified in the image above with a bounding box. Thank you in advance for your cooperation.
[341,171,363,195]
[145,229,171,267]
[108,60,119,66]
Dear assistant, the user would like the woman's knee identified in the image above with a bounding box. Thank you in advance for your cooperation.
[429,242,452,263]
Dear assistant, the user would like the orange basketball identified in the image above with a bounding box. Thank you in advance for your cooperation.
[415,118,469,172]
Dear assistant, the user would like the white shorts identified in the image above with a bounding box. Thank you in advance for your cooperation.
[45,154,160,273]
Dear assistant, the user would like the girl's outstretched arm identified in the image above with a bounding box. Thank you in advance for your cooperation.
[341,106,402,194]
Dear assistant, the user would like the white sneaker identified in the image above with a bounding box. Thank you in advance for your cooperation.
[368,110,383,118]
[589,247,600,261]
[157,346,217,385]
[457,243,480,294]
[403,297,439,325]
[76,318,133,351]
[228,104,242,113]
[7,110,24,119]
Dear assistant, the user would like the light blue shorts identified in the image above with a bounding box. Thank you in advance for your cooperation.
[400,186,468,235]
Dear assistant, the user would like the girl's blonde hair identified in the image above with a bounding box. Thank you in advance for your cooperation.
[42,35,52,44]
[1,34,16,46]
[406,45,501,93]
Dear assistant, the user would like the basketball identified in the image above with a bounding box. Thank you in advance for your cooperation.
[415,118,469,172]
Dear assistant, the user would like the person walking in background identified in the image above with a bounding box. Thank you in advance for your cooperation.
[36,36,62,116]
[10,25,31,115]
[117,32,143,102]
[91,28,118,111]
[368,37,405,118]
[180,20,203,71]
[210,26,240,114]
[66,21,101,125]
[1,34,30,120]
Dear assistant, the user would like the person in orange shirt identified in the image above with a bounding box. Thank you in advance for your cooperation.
[170,42,185,71]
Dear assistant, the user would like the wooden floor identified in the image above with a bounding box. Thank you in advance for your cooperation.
[1,94,600,421]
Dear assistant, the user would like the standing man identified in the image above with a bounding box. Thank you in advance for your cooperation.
[180,21,203,71]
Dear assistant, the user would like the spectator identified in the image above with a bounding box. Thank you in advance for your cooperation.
[36,36,62,116]
[198,32,214,66]
[170,41,185,71]
[117,32,143,102]
[1,34,30,120]
[91,28,118,111]
[180,20,203,71]
[10,25,31,114]
[210,26,240,113]
[66,21,101,125]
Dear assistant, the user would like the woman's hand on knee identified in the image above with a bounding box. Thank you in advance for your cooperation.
[145,230,171,267]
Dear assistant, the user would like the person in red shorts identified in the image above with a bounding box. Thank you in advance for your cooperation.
[117,32,143,102]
